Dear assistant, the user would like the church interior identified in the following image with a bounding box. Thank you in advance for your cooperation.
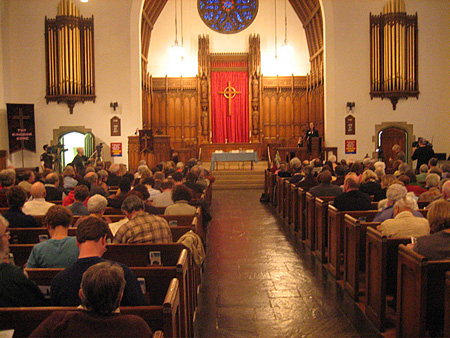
[1,0,450,337]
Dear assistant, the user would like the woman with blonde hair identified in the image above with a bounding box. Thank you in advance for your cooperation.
[426,199,450,233]
[62,165,78,189]
[360,169,382,198]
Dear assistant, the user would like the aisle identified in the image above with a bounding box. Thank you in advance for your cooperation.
[194,189,380,338]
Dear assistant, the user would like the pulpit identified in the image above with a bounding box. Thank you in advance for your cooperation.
[128,135,170,173]
[311,137,322,159]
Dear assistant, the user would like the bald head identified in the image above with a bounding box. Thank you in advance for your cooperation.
[30,182,46,199]
[442,181,450,200]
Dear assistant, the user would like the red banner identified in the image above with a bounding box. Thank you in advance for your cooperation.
[211,61,249,143]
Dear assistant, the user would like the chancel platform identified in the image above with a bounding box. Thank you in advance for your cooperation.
[210,151,258,171]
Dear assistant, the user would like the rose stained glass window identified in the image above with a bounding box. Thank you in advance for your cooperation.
[198,0,258,34]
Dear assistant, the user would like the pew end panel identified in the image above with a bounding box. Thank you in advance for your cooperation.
[304,192,316,250]
[314,196,335,263]
[295,188,306,242]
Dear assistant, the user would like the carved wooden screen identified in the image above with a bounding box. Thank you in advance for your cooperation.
[147,77,199,149]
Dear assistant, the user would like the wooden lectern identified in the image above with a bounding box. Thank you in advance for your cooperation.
[128,135,170,173]
[311,137,322,159]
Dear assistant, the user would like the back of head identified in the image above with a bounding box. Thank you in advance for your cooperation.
[419,164,429,174]
[398,163,410,174]
[381,174,396,189]
[328,155,337,163]
[344,174,359,191]
[154,171,165,181]
[118,177,132,193]
[0,169,16,188]
[185,172,198,183]
[429,167,443,178]
[84,172,98,185]
[74,185,90,202]
[44,205,73,228]
[171,172,183,183]
[374,161,386,170]
[318,170,332,184]
[77,217,110,244]
[392,144,401,152]
[426,173,440,188]
[121,195,144,214]
[45,173,59,185]
[374,167,385,178]
[289,157,301,171]
[404,170,417,183]
[386,183,407,202]
[132,184,150,200]
[6,186,27,208]
[87,194,108,214]
[427,199,450,233]
[361,169,377,183]
[349,162,363,175]
[30,182,46,199]
[81,261,126,315]
[428,157,438,167]
[173,184,193,202]
[397,174,411,186]
[22,170,34,182]
[442,180,450,200]
[63,166,75,177]
[394,196,415,212]
[304,165,314,176]
[161,179,174,191]
[334,165,346,177]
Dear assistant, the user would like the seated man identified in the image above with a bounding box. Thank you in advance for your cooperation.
[114,195,172,244]
[374,183,424,222]
[378,197,430,239]
[0,169,16,208]
[23,182,55,216]
[30,262,152,338]
[164,184,197,216]
[3,186,39,228]
[17,170,35,193]
[152,179,174,207]
[333,174,372,211]
[44,172,64,201]
[68,185,90,216]
[27,205,79,268]
[0,215,45,307]
[309,170,343,197]
[51,216,147,306]
[74,194,111,227]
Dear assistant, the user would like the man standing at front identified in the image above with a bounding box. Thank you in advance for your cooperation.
[114,195,172,244]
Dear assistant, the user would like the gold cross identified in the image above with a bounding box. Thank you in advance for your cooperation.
[219,81,241,116]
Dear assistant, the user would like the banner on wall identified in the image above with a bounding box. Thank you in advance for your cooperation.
[7,103,36,154]
[110,142,122,157]
[345,140,357,154]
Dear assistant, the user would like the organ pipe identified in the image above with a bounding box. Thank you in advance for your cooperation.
[370,0,418,110]
[45,0,95,113]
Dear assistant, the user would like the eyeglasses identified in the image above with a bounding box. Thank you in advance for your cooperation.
[1,231,10,238]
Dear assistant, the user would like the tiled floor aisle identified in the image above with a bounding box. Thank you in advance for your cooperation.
[194,189,381,338]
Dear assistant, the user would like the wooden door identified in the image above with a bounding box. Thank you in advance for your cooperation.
[380,127,407,168]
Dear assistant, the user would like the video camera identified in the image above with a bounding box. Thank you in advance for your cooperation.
[47,143,67,155]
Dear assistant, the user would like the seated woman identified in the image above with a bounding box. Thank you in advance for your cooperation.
[164,184,197,216]
[62,165,78,189]
[27,205,79,268]
[0,215,45,307]
[410,199,450,260]
[359,169,382,196]
[3,186,39,228]
[29,261,152,338]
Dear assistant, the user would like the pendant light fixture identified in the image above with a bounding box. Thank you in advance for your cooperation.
[170,0,184,60]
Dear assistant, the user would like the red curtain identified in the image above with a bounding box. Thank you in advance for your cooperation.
[211,61,249,143]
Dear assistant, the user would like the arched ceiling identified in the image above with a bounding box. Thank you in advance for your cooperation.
[141,0,323,67]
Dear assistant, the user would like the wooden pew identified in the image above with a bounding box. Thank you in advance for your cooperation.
[288,183,298,238]
[327,206,380,280]
[25,250,192,338]
[282,179,291,229]
[342,215,380,302]
[445,271,450,338]
[396,245,450,337]
[295,187,306,243]
[313,196,335,263]
[364,227,410,331]
[304,192,315,250]
[270,172,277,206]
[275,176,283,215]
[0,280,179,337]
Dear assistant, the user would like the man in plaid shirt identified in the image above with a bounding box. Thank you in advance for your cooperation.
[114,195,172,243]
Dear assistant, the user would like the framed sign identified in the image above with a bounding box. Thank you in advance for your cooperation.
[110,142,122,157]
[345,115,355,135]
[110,116,121,136]
[345,140,357,154]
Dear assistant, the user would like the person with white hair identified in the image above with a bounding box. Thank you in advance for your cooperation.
[0,215,45,306]
[74,194,111,227]
[418,173,442,203]
[378,197,430,239]
[374,183,424,222]
[416,164,429,186]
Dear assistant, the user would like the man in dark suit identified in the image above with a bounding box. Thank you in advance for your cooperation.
[309,170,343,197]
[412,138,435,174]
[44,173,63,201]
[333,174,371,211]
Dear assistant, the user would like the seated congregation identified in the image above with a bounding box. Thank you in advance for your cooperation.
[268,153,450,337]
[0,157,211,337]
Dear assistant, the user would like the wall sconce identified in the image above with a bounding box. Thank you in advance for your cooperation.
[346,102,355,113]
[110,102,119,111]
